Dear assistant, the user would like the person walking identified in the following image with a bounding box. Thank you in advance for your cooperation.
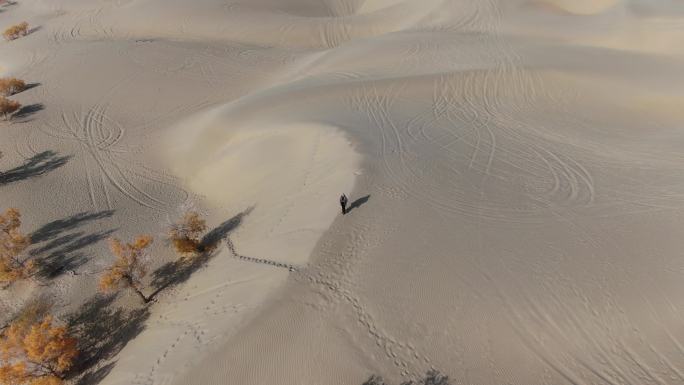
[340,194,348,215]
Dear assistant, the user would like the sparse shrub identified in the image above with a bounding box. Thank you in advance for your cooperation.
[0,96,20,120]
[0,313,78,384]
[0,78,26,96]
[362,371,451,385]
[0,208,34,286]
[3,22,29,41]
[169,212,207,256]
[99,235,154,303]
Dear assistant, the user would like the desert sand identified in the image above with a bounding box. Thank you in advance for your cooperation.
[2,0,684,384]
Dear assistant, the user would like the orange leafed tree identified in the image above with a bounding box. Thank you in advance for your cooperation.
[169,212,207,255]
[0,78,27,96]
[0,314,78,385]
[3,22,29,41]
[0,208,34,286]
[99,235,154,303]
[0,96,21,120]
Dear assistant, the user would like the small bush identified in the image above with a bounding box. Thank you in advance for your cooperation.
[99,235,154,303]
[362,371,451,385]
[0,208,34,286]
[3,22,28,41]
[169,212,207,256]
[0,78,26,96]
[0,313,78,384]
[0,97,20,120]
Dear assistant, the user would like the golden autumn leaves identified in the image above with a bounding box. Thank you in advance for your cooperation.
[168,212,208,255]
[0,314,78,385]
[98,212,209,303]
[0,209,74,384]
[0,77,27,120]
[1,21,30,121]
[99,235,154,303]
[0,208,34,286]
[3,22,28,41]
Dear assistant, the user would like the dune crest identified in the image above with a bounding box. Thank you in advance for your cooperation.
[534,0,622,15]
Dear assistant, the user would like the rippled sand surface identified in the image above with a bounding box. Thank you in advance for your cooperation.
[2,1,684,384]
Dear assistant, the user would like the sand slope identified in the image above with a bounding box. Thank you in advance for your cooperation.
[2,0,684,385]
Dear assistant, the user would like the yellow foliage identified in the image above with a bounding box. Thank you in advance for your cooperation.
[99,235,153,302]
[0,314,77,385]
[3,22,29,41]
[0,208,33,285]
[0,78,26,96]
[0,96,21,120]
[169,212,207,255]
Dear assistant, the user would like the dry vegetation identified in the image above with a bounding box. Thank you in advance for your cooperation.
[0,204,214,380]
[99,235,154,303]
[0,96,21,120]
[0,208,34,286]
[3,22,29,41]
[0,78,27,96]
[169,212,207,255]
[362,371,451,385]
[0,311,78,385]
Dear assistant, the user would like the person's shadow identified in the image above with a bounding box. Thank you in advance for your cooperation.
[347,195,370,213]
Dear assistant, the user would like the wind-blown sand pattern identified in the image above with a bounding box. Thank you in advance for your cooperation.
[2,0,684,384]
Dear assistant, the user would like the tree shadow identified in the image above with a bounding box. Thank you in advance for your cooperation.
[23,82,41,92]
[149,207,252,298]
[29,211,116,278]
[30,210,114,243]
[34,229,115,278]
[0,150,70,185]
[75,362,116,385]
[27,25,41,35]
[200,206,253,250]
[11,102,44,122]
[347,194,370,213]
[68,295,150,383]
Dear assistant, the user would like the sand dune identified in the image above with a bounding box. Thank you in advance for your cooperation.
[2,0,684,385]
[534,0,622,15]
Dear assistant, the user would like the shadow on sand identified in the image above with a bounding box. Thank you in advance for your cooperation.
[29,211,115,278]
[11,102,44,122]
[347,194,370,213]
[68,295,150,385]
[31,211,115,243]
[0,150,70,185]
[36,229,116,278]
[149,207,253,298]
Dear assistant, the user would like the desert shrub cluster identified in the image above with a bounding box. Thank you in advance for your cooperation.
[0,314,78,384]
[3,22,28,41]
[0,96,21,120]
[0,77,26,96]
[0,208,34,285]
[169,211,207,255]
[97,211,212,303]
[0,206,215,381]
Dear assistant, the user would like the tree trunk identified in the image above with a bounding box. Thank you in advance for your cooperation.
[132,286,152,303]
[124,275,152,303]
